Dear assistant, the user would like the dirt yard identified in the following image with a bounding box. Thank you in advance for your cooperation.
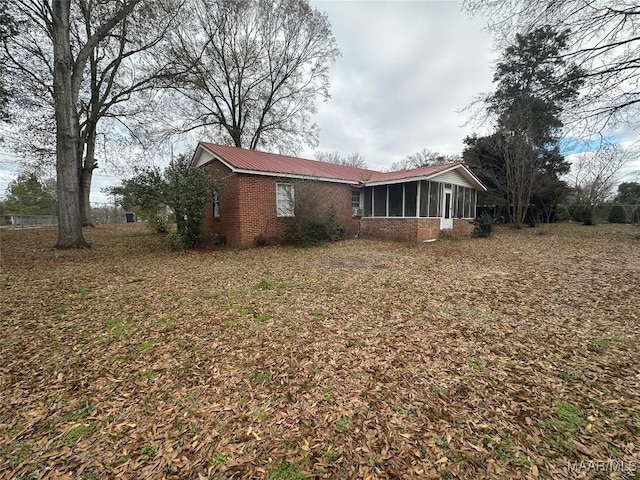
[1,223,639,479]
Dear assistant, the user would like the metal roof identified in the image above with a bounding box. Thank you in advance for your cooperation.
[199,142,378,183]
[196,142,486,190]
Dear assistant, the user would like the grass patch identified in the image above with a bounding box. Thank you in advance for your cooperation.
[105,317,125,329]
[552,401,586,430]
[60,423,96,446]
[209,452,228,466]
[140,370,158,381]
[434,436,449,450]
[429,383,443,395]
[68,399,95,421]
[468,358,485,371]
[394,405,410,415]
[542,401,587,455]
[251,372,271,385]
[0,441,32,467]
[140,444,158,459]
[367,453,381,467]
[253,279,274,290]
[137,341,154,352]
[334,417,353,433]
[105,317,127,339]
[253,406,269,421]
[234,304,251,315]
[266,462,305,480]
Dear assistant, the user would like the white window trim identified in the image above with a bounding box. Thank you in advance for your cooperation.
[213,190,220,218]
[276,182,295,217]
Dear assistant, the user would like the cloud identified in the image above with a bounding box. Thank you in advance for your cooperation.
[305,0,497,169]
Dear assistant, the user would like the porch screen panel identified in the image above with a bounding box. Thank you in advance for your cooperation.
[419,181,429,217]
[404,182,417,217]
[471,190,477,218]
[388,184,403,216]
[363,188,373,217]
[464,187,472,218]
[428,181,440,217]
[373,186,387,217]
[455,185,464,218]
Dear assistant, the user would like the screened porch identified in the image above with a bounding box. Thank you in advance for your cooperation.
[356,181,477,219]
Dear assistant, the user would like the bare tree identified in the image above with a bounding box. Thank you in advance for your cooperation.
[315,151,367,168]
[389,149,460,171]
[463,0,640,132]
[567,143,635,223]
[166,0,340,154]
[0,0,16,124]
[3,1,181,231]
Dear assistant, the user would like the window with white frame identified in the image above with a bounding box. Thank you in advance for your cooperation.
[276,183,295,217]
[351,189,362,215]
[213,190,220,218]
[352,190,362,209]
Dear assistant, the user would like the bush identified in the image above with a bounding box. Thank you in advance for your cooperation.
[109,153,222,249]
[582,205,595,225]
[556,205,570,222]
[324,205,346,242]
[473,213,495,238]
[167,232,183,251]
[153,213,169,234]
[568,204,586,223]
[608,204,627,223]
[633,207,640,225]
[285,204,345,247]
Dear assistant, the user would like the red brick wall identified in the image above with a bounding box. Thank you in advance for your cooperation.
[452,218,475,237]
[417,218,442,241]
[360,217,442,242]
[201,161,244,245]
[360,218,418,242]
[200,160,358,247]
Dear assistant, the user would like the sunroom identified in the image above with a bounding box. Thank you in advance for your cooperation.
[353,164,486,242]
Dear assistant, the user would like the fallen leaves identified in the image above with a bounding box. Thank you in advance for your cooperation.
[0,223,639,478]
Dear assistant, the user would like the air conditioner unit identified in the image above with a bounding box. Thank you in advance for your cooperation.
[352,207,363,216]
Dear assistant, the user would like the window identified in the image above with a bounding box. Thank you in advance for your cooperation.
[388,184,403,216]
[464,187,472,218]
[471,189,477,218]
[404,182,417,217]
[213,190,220,218]
[373,186,387,216]
[428,181,440,217]
[455,185,464,218]
[364,188,372,217]
[276,183,294,217]
[352,189,362,215]
[419,181,429,217]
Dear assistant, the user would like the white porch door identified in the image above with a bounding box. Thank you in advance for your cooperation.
[441,186,453,229]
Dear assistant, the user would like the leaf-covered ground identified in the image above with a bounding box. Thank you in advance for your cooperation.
[1,223,639,479]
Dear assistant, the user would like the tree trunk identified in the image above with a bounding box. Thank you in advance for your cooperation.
[81,165,95,227]
[52,0,89,248]
[81,124,97,227]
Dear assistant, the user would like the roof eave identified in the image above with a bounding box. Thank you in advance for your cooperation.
[365,164,487,191]
[232,168,361,185]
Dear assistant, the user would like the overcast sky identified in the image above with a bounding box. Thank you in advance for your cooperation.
[303,0,497,169]
[1,0,637,203]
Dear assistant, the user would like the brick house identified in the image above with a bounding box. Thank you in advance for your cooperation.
[192,142,486,247]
